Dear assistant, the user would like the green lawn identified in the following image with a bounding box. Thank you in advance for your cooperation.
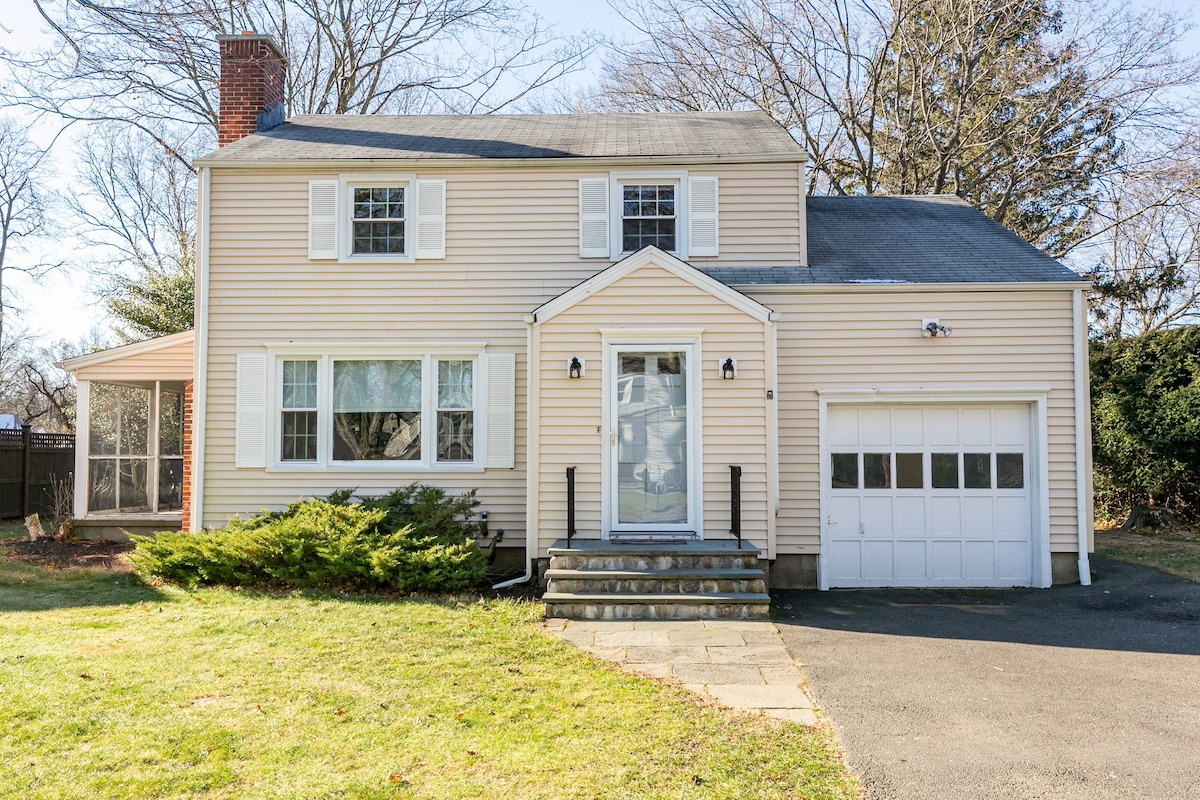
[1096,526,1200,584]
[0,544,860,799]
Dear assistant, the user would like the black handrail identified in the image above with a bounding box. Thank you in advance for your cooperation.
[566,466,577,546]
[730,465,742,549]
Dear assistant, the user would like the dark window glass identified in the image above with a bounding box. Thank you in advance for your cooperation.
[864,452,890,489]
[282,411,318,461]
[832,453,858,489]
[351,186,405,254]
[964,452,991,489]
[621,184,676,251]
[997,453,1024,489]
[932,453,959,489]
[896,452,923,489]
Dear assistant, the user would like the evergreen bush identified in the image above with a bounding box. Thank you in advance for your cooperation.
[131,484,487,591]
[1091,326,1200,523]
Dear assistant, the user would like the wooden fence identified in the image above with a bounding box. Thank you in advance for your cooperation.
[0,427,75,519]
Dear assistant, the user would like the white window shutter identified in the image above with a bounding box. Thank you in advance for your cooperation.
[414,179,446,259]
[235,354,268,469]
[688,176,719,256]
[308,180,339,259]
[579,178,610,258]
[484,352,516,469]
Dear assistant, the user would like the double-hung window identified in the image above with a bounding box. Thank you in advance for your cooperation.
[621,184,676,252]
[281,360,318,461]
[350,187,406,255]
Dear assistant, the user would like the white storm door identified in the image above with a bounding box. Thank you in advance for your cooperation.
[606,345,698,535]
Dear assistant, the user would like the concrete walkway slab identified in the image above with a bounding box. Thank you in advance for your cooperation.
[545,617,821,725]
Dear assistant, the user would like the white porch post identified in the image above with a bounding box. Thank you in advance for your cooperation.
[73,380,90,518]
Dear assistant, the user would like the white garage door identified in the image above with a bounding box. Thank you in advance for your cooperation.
[825,404,1033,588]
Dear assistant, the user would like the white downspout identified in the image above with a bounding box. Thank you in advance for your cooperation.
[493,313,537,589]
[1073,289,1092,586]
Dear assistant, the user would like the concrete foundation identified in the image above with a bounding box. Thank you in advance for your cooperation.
[767,554,818,590]
[74,515,182,542]
[1051,552,1086,585]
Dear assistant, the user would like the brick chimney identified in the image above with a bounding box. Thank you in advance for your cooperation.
[216,32,286,147]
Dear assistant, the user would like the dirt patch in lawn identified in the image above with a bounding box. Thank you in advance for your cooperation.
[1096,526,1200,584]
[2,537,134,572]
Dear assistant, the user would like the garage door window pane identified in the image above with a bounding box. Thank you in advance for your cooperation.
[964,452,991,489]
[896,453,923,489]
[832,453,858,488]
[932,453,958,488]
[997,453,1024,489]
[864,453,890,489]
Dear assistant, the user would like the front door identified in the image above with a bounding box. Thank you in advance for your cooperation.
[606,345,698,536]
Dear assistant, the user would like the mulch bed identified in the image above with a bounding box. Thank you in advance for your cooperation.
[2,537,134,571]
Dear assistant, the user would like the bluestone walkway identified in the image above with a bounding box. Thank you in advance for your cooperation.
[543,618,819,725]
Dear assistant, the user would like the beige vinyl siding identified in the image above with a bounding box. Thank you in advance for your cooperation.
[75,339,195,383]
[756,289,1081,555]
[531,263,772,556]
[201,162,801,540]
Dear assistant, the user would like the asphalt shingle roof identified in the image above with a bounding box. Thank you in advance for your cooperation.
[703,195,1084,285]
[199,111,805,162]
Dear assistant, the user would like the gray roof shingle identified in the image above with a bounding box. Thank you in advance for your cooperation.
[703,195,1084,286]
[198,111,805,162]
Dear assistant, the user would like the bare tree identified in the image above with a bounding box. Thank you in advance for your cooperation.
[3,0,594,164]
[594,0,1200,257]
[1084,152,1200,338]
[0,116,60,349]
[73,127,197,341]
[0,326,81,432]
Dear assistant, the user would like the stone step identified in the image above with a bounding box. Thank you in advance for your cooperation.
[545,568,766,595]
[542,591,771,621]
[549,553,762,571]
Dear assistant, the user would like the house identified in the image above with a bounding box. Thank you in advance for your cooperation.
[62,33,1093,610]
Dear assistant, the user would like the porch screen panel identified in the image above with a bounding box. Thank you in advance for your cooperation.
[87,383,152,513]
[158,390,184,511]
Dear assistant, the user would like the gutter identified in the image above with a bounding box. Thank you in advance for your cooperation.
[1073,289,1092,585]
[492,312,538,590]
[194,152,809,171]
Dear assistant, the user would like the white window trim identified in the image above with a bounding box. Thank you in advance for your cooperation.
[610,170,689,260]
[338,172,418,264]
[265,343,487,473]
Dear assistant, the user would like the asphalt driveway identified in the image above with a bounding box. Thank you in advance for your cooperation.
[773,558,1200,800]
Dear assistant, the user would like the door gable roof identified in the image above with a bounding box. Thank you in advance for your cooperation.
[532,246,774,325]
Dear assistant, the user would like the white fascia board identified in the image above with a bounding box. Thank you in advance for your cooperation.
[740,281,1090,294]
[60,330,195,373]
[533,246,773,325]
